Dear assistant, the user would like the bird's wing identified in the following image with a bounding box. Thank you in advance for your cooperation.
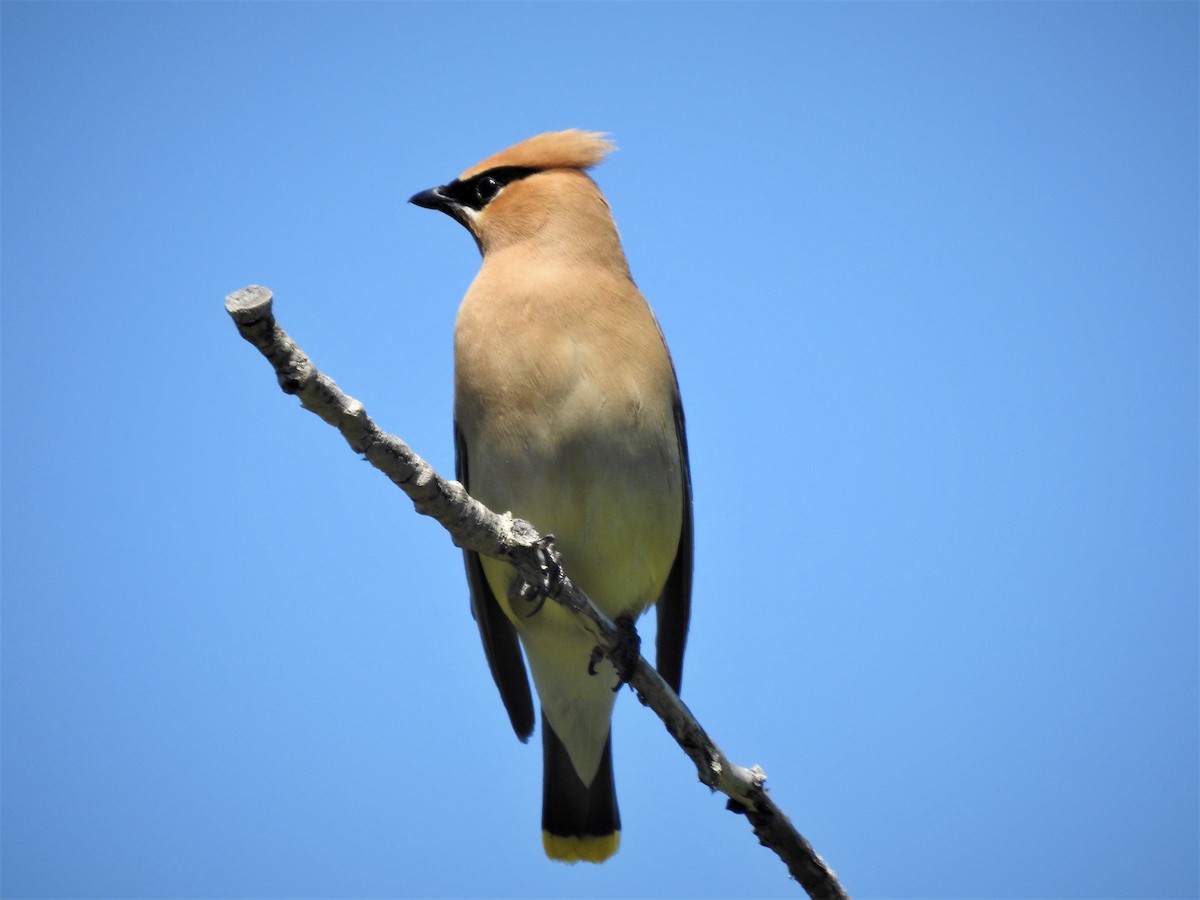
[655,389,693,696]
[456,421,536,741]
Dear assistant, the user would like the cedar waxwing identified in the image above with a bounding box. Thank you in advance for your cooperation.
[410,130,692,864]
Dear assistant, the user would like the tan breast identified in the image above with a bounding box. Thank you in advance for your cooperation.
[455,254,683,623]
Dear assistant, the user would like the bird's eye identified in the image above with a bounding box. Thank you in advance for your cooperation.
[475,175,502,206]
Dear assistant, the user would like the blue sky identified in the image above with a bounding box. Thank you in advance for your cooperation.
[2,2,1196,898]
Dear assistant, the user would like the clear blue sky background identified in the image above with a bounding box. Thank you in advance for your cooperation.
[2,3,1196,898]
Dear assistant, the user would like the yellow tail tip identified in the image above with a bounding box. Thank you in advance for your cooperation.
[542,830,620,864]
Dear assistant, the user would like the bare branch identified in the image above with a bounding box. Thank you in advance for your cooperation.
[225,285,849,899]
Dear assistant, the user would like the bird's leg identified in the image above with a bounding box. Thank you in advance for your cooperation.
[509,534,566,617]
[588,614,641,692]
[610,614,641,689]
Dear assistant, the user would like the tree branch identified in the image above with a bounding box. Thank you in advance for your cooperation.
[224,285,849,899]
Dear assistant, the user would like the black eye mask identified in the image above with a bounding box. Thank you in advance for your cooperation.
[441,166,540,211]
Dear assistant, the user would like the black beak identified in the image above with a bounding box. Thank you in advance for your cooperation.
[409,182,479,253]
[409,186,449,211]
[409,185,472,232]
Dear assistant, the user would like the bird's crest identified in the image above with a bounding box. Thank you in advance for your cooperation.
[459,130,615,180]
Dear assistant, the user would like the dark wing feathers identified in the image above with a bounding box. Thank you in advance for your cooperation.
[654,392,693,695]
[456,422,535,741]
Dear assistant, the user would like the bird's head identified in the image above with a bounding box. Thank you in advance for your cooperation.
[410,130,619,256]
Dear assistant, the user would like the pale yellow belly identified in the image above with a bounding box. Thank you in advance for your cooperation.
[469,427,683,783]
[471,429,682,626]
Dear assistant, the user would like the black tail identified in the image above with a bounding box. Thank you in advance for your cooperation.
[540,712,620,863]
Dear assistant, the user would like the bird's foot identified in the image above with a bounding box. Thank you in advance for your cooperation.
[588,614,641,692]
[510,534,566,617]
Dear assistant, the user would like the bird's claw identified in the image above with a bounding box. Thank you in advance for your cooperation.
[587,645,605,677]
[589,614,641,691]
[510,534,566,617]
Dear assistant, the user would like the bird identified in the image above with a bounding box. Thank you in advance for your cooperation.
[409,130,692,864]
